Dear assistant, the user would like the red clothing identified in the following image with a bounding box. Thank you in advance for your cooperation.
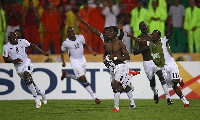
[78,7,94,54]
[40,10,61,33]
[89,8,105,54]
[24,9,37,26]
[6,8,22,26]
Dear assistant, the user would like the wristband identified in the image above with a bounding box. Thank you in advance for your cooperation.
[114,57,117,61]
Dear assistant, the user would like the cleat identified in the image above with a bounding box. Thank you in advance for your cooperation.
[61,71,67,80]
[154,94,159,104]
[111,108,120,112]
[35,98,41,108]
[95,98,101,104]
[179,80,184,87]
[42,90,47,104]
[129,104,136,109]
[167,98,173,105]
[184,103,190,107]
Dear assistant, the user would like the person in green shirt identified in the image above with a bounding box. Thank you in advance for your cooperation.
[0,2,6,55]
[184,0,200,53]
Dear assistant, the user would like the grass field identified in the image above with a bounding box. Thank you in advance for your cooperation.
[0,99,199,120]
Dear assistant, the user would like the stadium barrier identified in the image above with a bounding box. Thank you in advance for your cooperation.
[0,62,199,100]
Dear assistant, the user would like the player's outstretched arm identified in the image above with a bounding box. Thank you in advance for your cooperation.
[117,20,124,41]
[83,44,97,56]
[125,31,147,45]
[166,22,174,39]
[61,51,66,67]
[77,13,101,37]
[30,44,49,56]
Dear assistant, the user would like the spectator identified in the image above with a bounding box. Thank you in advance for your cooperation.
[78,0,94,54]
[5,1,22,43]
[40,1,61,54]
[0,2,6,55]
[57,4,66,44]
[22,0,39,10]
[118,3,132,53]
[168,0,188,53]
[184,0,200,53]
[22,0,40,54]
[130,0,149,46]
[63,5,80,42]
[38,1,45,46]
[102,0,119,27]
[89,0,105,53]
[148,0,167,13]
[120,0,137,13]
[149,0,167,38]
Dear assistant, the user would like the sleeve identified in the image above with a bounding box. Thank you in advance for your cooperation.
[23,39,31,47]
[146,41,150,46]
[61,41,67,51]
[100,33,104,42]
[2,45,9,57]
[111,5,120,16]
[162,36,168,42]
[81,35,86,44]
[102,7,109,16]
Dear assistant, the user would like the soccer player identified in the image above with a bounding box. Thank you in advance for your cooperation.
[130,23,189,107]
[2,32,49,108]
[130,21,172,104]
[105,26,136,112]
[60,27,101,104]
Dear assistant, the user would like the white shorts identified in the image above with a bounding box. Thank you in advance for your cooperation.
[111,63,131,89]
[143,60,161,80]
[163,63,180,88]
[16,58,33,80]
[70,56,86,78]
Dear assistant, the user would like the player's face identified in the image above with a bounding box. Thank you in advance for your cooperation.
[67,28,75,38]
[152,31,160,41]
[103,28,110,40]
[139,22,148,33]
[8,33,18,44]
[109,27,117,39]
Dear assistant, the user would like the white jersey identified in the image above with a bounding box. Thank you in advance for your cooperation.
[2,39,30,68]
[161,36,176,65]
[61,35,85,59]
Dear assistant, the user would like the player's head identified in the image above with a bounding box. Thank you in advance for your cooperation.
[14,29,21,39]
[8,32,18,44]
[139,21,148,33]
[103,27,110,41]
[152,30,161,41]
[67,27,75,39]
[109,26,118,39]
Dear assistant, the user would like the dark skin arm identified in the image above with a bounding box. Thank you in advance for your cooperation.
[133,42,149,55]
[61,51,66,67]
[30,44,49,56]
[125,31,147,44]
[166,22,174,39]
[77,13,101,37]
[83,44,97,56]
[117,20,124,41]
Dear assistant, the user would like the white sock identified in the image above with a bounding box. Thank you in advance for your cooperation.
[27,83,38,98]
[85,85,97,100]
[66,74,77,80]
[34,84,45,96]
[151,87,158,95]
[181,95,189,104]
[126,90,135,105]
[162,84,170,99]
[114,92,120,109]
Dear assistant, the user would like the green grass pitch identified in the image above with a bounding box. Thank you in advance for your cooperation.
[0,99,199,120]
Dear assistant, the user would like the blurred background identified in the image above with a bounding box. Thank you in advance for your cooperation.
[0,0,200,62]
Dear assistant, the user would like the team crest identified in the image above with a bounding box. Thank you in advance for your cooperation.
[20,44,23,48]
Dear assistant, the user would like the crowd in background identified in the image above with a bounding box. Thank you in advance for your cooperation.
[0,0,200,55]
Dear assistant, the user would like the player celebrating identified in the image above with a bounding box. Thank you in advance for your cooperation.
[2,32,49,108]
[61,27,101,104]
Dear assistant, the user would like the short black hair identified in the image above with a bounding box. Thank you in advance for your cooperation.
[110,26,118,33]
[153,30,161,37]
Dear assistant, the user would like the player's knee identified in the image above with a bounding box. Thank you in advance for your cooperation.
[160,80,166,85]
[83,82,89,87]
[125,86,131,93]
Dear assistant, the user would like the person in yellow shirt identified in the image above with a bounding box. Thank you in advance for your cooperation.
[148,0,167,38]
[184,0,200,53]
[130,0,149,47]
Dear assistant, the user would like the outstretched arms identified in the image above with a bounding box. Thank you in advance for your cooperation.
[83,43,97,56]
[166,22,174,39]
[125,31,147,45]
[77,13,101,37]
[30,44,49,56]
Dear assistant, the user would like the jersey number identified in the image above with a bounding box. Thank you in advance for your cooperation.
[74,43,79,49]
[172,73,179,79]
[16,47,19,53]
